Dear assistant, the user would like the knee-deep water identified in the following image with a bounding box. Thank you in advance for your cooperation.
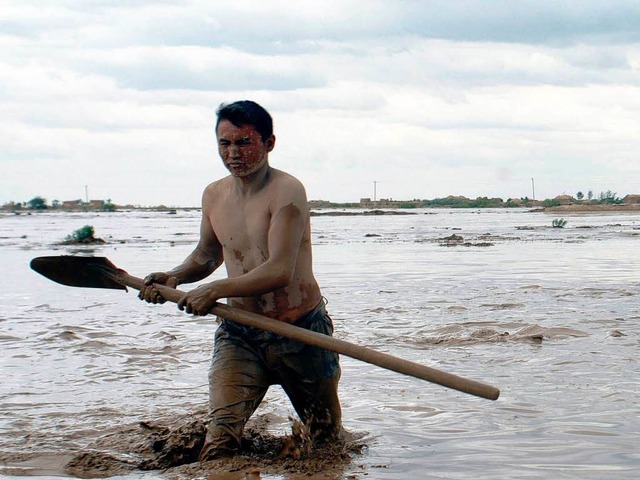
[1,208,639,479]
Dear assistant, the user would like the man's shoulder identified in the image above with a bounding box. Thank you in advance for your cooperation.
[269,168,304,189]
[203,176,230,194]
[267,169,309,212]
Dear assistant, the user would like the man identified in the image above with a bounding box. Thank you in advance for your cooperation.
[138,100,342,460]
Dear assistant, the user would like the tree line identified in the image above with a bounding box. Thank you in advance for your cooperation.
[2,196,116,212]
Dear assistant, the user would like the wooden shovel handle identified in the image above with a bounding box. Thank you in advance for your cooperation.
[122,271,499,401]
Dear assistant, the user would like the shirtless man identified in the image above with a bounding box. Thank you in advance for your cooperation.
[138,100,341,460]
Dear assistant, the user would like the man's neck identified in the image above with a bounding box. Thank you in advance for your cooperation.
[233,164,272,196]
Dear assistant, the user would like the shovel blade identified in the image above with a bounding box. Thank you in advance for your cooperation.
[30,256,128,291]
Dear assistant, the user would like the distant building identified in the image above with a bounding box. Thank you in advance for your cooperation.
[623,194,640,204]
[59,199,107,210]
[88,200,105,209]
[448,195,471,201]
[1,201,19,211]
[62,200,82,209]
[308,200,334,208]
[553,194,574,205]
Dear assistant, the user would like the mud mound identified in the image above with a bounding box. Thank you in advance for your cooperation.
[65,409,367,479]
[403,324,589,347]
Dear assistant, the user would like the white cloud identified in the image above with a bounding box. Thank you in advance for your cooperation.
[2,0,640,206]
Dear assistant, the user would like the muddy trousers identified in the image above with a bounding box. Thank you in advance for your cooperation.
[200,301,342,459]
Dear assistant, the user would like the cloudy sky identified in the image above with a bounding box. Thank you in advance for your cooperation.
[2,1,640,207]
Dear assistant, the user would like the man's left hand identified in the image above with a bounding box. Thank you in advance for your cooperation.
[177,284,218,316]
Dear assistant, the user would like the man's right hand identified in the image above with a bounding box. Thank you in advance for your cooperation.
[138,272,179,304]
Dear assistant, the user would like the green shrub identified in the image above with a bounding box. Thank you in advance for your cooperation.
[598,190,623,205]
[552,218,567,228]
[102,201,116,212]
[65,225,96,242]
[27,196,48,209]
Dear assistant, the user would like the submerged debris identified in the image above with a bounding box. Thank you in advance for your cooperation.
[608,330,626,337]
[438,233,494,248]
[400,324,590,347]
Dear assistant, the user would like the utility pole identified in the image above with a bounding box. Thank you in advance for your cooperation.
[531,178,535,201]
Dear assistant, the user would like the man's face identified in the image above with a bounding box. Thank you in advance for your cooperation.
[216,120,275,177]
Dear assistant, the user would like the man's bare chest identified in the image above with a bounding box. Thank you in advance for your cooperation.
[209,205,272,253]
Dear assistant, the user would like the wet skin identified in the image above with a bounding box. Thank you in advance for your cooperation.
[139,121,322,323]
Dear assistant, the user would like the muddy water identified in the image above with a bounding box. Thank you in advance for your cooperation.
[1,208,639,479]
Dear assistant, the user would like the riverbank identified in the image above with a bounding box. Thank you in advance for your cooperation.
[540,203,640,212]
[310,204,640,216]
[6,204,640,219]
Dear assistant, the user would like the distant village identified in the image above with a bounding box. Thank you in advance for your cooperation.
[311,192,640,210]
[2,198,121,212]
[3,191,640,213]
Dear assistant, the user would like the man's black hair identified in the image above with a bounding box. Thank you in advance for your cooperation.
[216,100,273,142]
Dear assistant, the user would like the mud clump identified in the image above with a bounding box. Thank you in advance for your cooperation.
[438,234,494,248]
[61,237,106,245]
[137,418,207,469]
[65,410,366,479]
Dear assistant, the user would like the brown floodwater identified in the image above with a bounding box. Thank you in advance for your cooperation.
[1,208,639,479]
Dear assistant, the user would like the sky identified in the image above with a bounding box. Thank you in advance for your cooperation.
[2,1,640,207]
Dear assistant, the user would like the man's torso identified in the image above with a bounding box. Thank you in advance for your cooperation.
[205,169,321,322]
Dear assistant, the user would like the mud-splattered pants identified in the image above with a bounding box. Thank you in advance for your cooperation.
[199,300,342,459]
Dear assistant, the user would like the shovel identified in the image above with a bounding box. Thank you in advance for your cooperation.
[30,255,500,400]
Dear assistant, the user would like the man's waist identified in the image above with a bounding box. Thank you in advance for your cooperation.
[220,299,327,342]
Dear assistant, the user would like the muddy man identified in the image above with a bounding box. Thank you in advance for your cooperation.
[138,100,342,460]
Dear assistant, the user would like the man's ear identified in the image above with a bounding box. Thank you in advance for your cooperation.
[265,135,276,152]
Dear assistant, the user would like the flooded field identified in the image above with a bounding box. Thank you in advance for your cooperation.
[1,208,639,479]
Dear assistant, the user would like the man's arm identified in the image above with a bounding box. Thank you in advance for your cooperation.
[166,212,223,285]
[139,196,223,304]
